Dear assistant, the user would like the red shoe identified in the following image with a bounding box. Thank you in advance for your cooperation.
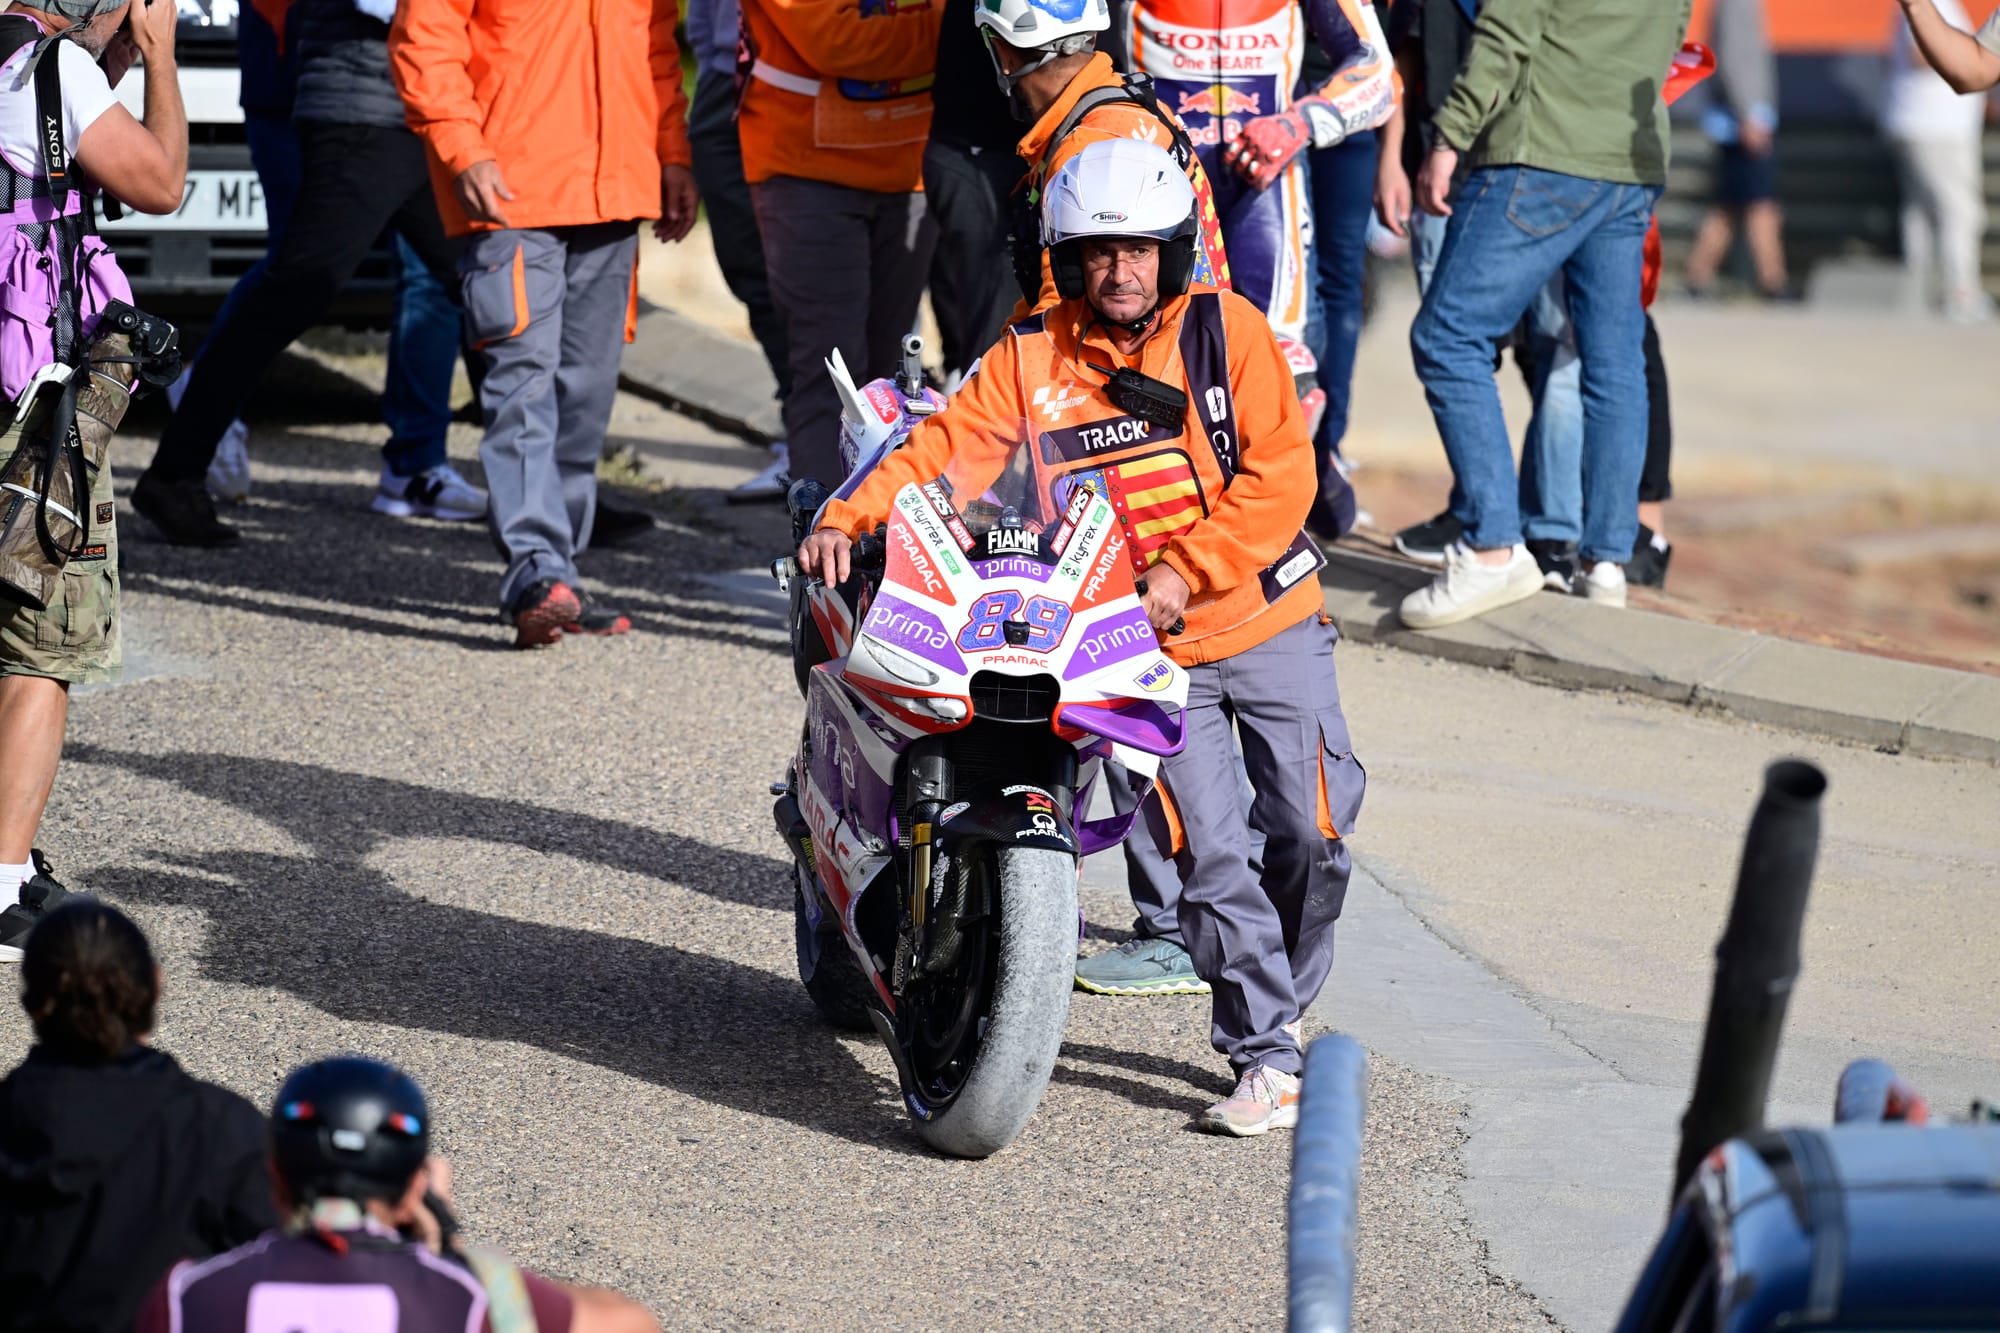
[564,593,631,637]
[510,579,581,648]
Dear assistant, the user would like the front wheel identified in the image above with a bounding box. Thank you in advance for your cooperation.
[908,845,1078,1159]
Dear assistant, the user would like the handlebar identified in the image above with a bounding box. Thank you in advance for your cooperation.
[772,527,887,591]
[1135,578,1185,637]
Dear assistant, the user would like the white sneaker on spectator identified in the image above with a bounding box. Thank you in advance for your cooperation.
[166,368,254,502]
[727,442,790,504]
[1578,561,1627,607]
[1399,541,1542,629]
[371,463,488,521]
[206,421,253,502]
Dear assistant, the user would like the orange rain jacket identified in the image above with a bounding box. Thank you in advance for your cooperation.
[821,286,1321,666]
[737,0,944,194]
[1012,52,1231,317]
[389,0,692,237]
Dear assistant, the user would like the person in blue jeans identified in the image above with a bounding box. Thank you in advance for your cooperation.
[1397,0,1687,629]
[175,0,480,523]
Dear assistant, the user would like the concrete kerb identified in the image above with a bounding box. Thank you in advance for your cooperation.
[618,302,783,445]
[1320,545,1999,763]
[622,305,2000,765]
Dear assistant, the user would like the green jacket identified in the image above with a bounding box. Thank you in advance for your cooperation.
[1430,0,1694,187]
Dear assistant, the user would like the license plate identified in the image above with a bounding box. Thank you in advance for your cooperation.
[99,169,267,233]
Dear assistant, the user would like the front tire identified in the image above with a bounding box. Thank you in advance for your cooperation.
[911,846,1078,1159]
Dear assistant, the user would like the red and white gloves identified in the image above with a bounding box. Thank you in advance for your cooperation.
[1224,96,1347,190]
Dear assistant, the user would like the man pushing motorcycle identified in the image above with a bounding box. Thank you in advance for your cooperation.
[797,138,1365,1136]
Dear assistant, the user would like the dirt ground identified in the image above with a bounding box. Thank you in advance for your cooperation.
[1355,463,2000,676]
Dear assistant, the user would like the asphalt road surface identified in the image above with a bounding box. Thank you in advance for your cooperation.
[8,379,1993,1329]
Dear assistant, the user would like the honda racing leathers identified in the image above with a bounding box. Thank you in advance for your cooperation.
[1122,0,1395,342]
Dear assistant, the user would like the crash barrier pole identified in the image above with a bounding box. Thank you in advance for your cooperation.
[1672,759,1827,1199]
[1287,1033,1368,1333]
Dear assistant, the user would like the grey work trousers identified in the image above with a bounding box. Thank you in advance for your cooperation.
[1123,751,1262,949]
[750,175,934,486]
[461,222,639,611]
[1157,614,1366,1076]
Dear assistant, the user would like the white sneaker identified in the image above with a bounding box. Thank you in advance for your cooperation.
[1197,1063,1302,1137]
[166,368,254,502]
[371,463,488,521]
[727,442,790,504]
[206,420,253,502]
[1398,541,1543,630]
[1578,561,1627,607]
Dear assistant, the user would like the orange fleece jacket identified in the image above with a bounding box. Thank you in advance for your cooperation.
[820,287,1320,665]
[390,0,691,237]
[737,0,943,193]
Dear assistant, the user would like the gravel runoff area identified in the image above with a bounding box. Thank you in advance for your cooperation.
[0,382,1559,1329]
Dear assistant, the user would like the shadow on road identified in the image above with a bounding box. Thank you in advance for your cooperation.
[72,745,929,1154]
[113,430,787,656]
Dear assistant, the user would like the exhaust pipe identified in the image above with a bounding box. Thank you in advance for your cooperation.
[1671,759,1828,1198]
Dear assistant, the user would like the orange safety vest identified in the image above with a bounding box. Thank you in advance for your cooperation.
[1001,292,1322,653]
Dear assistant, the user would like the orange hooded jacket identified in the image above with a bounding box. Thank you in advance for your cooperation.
[389,0,691,237]
[1011,53,1231,318]
[820,286,1321,666]
[737,0,944,194]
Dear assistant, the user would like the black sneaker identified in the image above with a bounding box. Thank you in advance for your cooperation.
[132,470,241,547]
[508,578,582,649]
[564,592,631,637]
[1628,524,1672,588]
[589,499,656,549]
[1393,509,1464,566]
[1526,539,1579,593]
[0,851,74,963]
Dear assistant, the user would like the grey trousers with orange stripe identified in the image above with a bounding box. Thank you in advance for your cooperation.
[1152,614,1366,1077]
[461,222,639,611]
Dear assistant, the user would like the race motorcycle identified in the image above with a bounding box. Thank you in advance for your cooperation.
[771,342,1190,1158]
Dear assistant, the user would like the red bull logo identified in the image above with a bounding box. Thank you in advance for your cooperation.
[1174,84,1262,119]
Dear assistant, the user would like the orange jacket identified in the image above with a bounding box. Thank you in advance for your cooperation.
[737,0,943,193]
[389,0,691,237]
[1012,53,1231,318]
[821,287,1320,665]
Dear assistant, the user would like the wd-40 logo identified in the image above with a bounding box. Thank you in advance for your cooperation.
[1135,659,1173,692]
[984,526,1040,558]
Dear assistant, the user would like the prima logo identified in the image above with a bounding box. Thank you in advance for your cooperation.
[1080,618,1149,664]
[871,608,951,652]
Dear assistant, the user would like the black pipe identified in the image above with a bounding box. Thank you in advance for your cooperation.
[1672,759,1828,1198]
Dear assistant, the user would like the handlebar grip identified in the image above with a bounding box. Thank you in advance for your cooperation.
[853,530,888,574]
[1134,579,1186,636]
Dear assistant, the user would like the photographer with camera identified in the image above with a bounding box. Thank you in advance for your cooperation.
[0,0,185,959]
[138,1057,661,1333]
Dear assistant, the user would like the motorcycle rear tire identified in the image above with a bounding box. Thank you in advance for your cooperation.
[794,877,875,1032]
[914,846,1078,1160]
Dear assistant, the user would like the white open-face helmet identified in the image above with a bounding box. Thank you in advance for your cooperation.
[1041,138,1200,302]
[973,0,1110,94]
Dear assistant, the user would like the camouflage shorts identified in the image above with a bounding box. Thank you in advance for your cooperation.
[0,450,120,686]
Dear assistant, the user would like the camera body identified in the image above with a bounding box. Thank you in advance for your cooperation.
[89,299,181,389]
